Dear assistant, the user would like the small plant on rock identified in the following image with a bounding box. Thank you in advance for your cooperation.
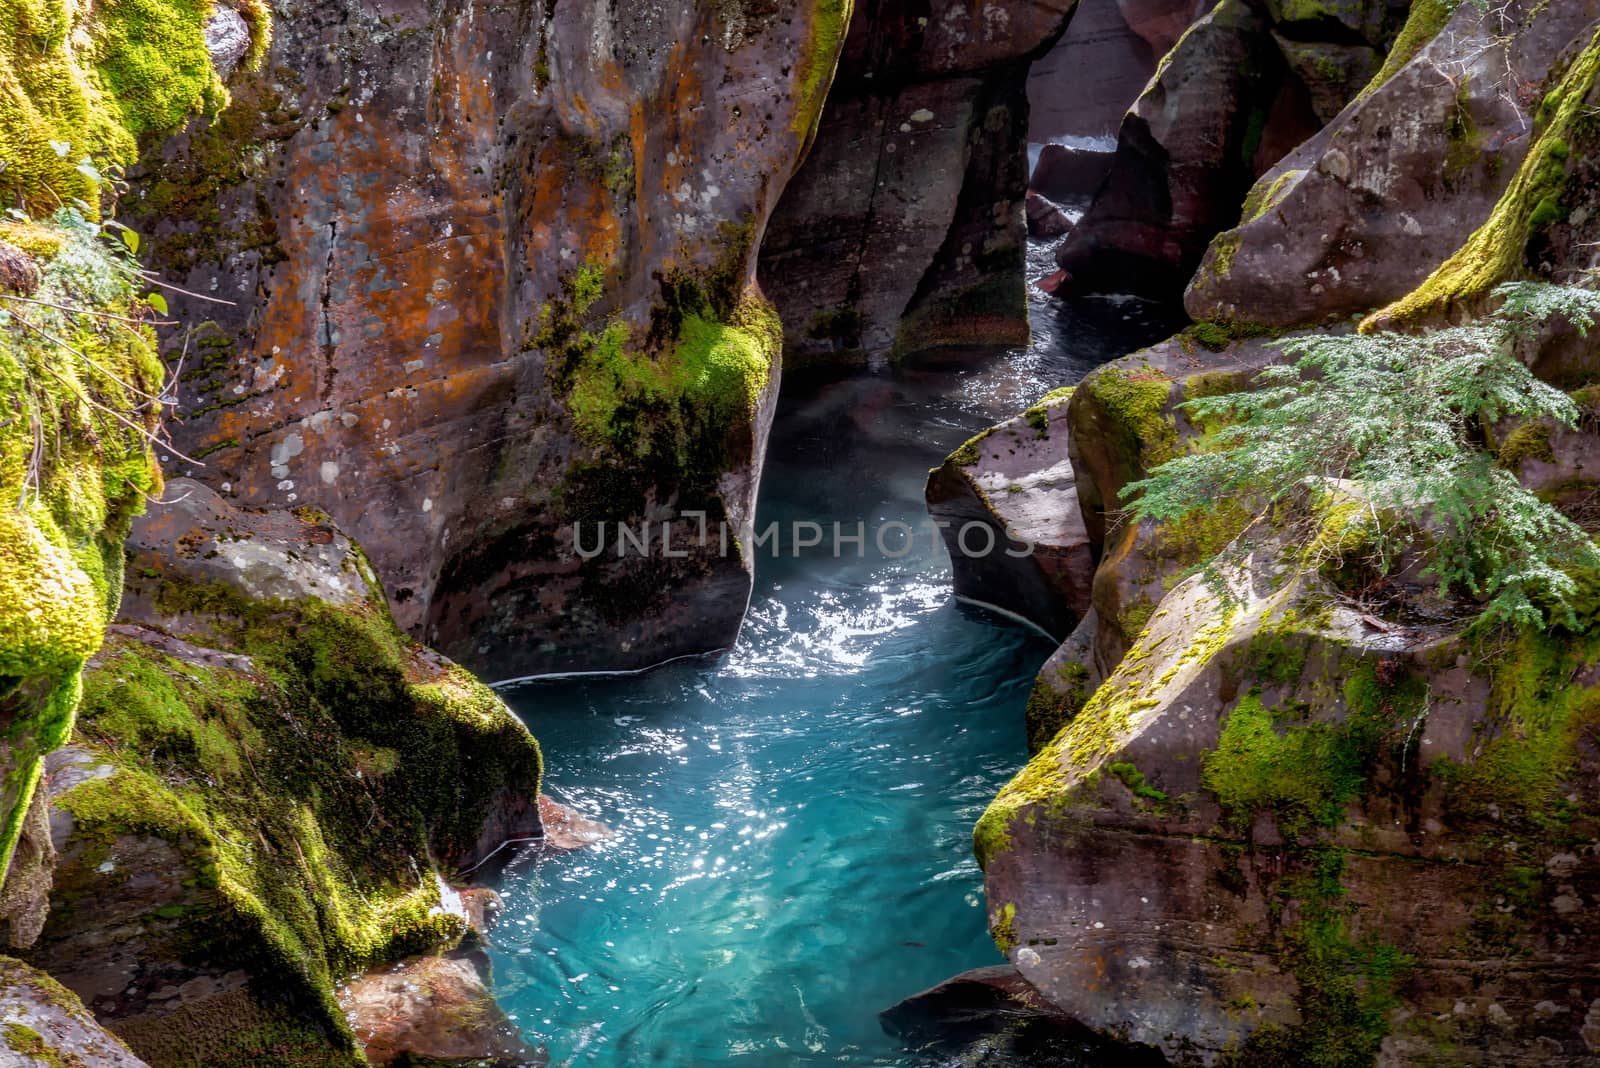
[1124,282,1600,630]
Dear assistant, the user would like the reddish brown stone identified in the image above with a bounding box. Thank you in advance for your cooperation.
[140,2,848,678]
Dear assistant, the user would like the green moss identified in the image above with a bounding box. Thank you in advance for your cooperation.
[0,0,265,885]
[1431,623,1600,829]
[1021,385,1073,440]
[792,0,854,147]
[1203,663,1423,838]
[1227,847,1413,1066]
[1496,422,1555,470]
[93,0,226,139]
[543,222,778,482]
[2,1022,54,1065]
[0,0,248,213]
[0,212,165,883]
[1120,598,1156,639]
[990,901,1018,954]
[1239,168,1303,225]
[565,300,777,459]
[949,425,999,467]
[1183,320,1278,355]
[1367,26,1600,327]
[1107,761,1169,804]
[977,609,1237,868]
[1024,660,1091,755]
[53,582,544,1065]
[1355,0,1457,103]
[1083,367,1179,478]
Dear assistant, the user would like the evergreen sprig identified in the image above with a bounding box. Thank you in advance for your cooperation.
[1125,283,1600,630]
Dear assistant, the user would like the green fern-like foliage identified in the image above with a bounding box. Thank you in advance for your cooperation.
[1126,283,1600,630]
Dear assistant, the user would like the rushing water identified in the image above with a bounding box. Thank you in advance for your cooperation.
[487,268,1182,1065]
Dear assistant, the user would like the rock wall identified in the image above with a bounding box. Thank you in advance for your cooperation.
[1027,0,1207,142]
[979,531,1600,1065]
[756,0,1076,369]
[136,0,853,678]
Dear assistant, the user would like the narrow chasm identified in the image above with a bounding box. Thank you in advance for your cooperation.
[8,0,1600,1065]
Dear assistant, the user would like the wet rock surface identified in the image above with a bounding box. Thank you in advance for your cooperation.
[339,949,544,1067]
[880,964,1166,1067]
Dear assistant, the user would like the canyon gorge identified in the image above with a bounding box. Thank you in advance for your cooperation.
[3,0,1600,1064]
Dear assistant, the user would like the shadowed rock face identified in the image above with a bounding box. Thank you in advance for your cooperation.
[1027,0,1206,143]
[1053,0,1410,299]
[757,0,1076,369]
[138,0,849,678]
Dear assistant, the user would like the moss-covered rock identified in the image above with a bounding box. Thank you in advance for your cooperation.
[0,0,265,927]
[0,214,164,908]
[24,485,543,1067]
[1186,0,1584,330]
[1365,21,1600,328]
[977,508,1600,1064]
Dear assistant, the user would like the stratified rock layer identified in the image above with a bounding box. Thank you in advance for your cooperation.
[979,530,1600,1065]
[141,1,851,677]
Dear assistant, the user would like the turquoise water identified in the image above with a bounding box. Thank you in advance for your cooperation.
[489,296,1181,1066]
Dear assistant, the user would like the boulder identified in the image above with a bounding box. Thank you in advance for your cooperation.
[1054,0,1409,299]
[24,490,546,1066]
[1029,143,1116,204]
[135,1,851,678]
[1052,0,1306,297]
[537,795,614,853]
[1025,192,1076,239]
[926,388,1094,641]
[977,516,1600,1064]
[202,8,252,79]
[0,956,149,1067]
[1186,0,1600,328]
[880,964,1164,1066]
[338,949,543,1067]
[757,0,1075,369]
